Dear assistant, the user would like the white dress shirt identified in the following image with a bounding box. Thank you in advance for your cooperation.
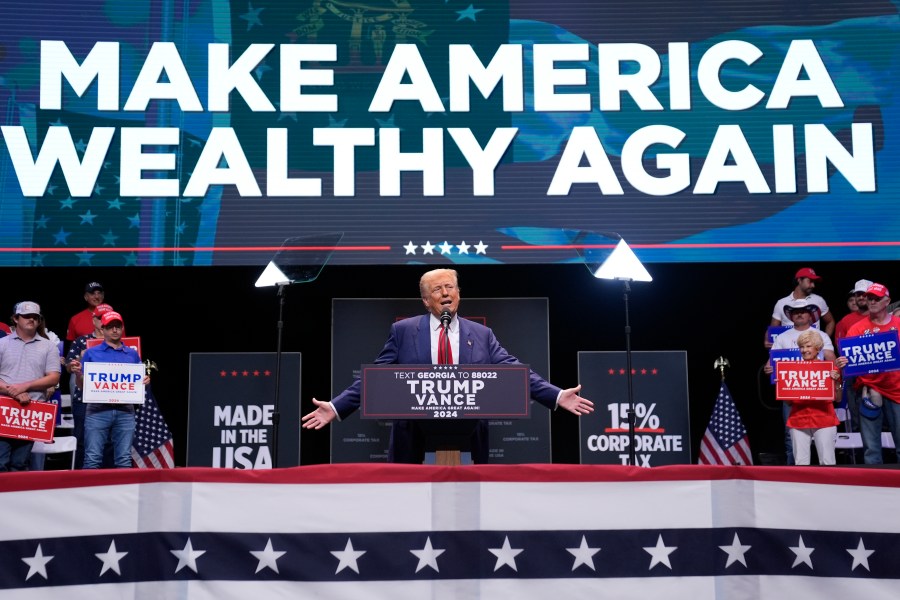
[429,313,459,364]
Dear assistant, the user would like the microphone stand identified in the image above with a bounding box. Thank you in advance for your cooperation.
[623,279,637,467]
[271,282,286,468]
[440,310,452,363]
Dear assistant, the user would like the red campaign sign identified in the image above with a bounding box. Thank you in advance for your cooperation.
[775,360,836,401]
[0,396,57,443]
[86,336,142,359]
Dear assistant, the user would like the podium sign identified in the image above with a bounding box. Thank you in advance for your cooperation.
[361,364,530,419]
[775,361,835,401]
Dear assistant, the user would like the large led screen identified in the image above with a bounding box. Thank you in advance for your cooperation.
[0,1,896,266]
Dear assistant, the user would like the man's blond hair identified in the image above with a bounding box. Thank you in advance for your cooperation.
[419,269,459,298]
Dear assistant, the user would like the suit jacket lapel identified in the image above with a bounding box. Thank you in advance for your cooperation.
[458,318,473,364]
[415,314,432,364]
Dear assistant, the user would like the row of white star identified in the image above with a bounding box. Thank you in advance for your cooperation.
[404,241,488,255]
[20,533,878,580]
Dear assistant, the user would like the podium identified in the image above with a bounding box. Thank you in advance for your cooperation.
[360,364,531,466]
[418,420,481,465]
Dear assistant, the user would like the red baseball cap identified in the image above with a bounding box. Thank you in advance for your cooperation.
[92,304,114,318]
[867,283,890,298]
[794,267,821,280]
[100,311,124,327]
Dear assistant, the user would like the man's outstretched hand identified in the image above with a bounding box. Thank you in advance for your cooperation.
[301,398,338,429]
[557,385,594,416]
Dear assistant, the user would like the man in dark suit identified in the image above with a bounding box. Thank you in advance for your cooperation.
[302,268,593,463]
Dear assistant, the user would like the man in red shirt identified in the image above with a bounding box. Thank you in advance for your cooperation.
[838,283,900,464]
[66,282,105,343]
[834,279,872,433]
[835,279,872,340]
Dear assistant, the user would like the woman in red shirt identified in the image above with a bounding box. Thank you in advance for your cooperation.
[787,329,840,465]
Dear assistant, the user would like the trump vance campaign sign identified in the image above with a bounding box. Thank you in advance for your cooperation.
[0,396,56,443]
[83,363,145,404]
[838,330,900,377]
[775,361,835,401]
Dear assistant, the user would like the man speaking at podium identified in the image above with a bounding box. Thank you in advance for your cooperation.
[302,268,593,463]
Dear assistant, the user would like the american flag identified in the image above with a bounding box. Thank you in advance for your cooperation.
[698,383,753,465]
[131,387,175,468]
[3,465,900,598]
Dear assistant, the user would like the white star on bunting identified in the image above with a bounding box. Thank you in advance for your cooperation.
[96,540,128,576]
[250,538,286,574]
[332,538,366,574]
[789,535,814,569]
[171,538,206,573]
[410,536,445,573]
[488,536,523,572]
[846,537,874,572]
[566,535,601,571]
[719,533,751,568]
[22,544,54,581]
[643,534,677,570]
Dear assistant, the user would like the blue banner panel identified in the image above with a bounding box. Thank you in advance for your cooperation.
[578,351,691,466]
[0,1,897,265]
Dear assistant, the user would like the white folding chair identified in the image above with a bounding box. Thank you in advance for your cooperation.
[835,432,863,451]
[31,436,77,470]
[835,432,896,454]
[833,406,859,464]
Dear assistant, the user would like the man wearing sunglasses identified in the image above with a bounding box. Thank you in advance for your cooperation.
[0,301,62,471]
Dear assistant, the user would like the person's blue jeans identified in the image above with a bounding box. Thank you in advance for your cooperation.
[84,405,135,469]
[782,402,794,465]
[72,395,86,469]
[859,391,900,464]
[843,377,860,431]
[0,439,34,471]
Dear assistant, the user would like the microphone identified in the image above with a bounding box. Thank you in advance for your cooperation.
[440,309,452,328]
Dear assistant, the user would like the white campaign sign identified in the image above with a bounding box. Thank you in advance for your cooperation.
[83,362,145,404]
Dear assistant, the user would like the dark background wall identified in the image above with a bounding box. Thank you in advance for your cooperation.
[12,260,888,466]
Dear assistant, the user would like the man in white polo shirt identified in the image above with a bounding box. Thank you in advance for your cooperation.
[0,301,61,471]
